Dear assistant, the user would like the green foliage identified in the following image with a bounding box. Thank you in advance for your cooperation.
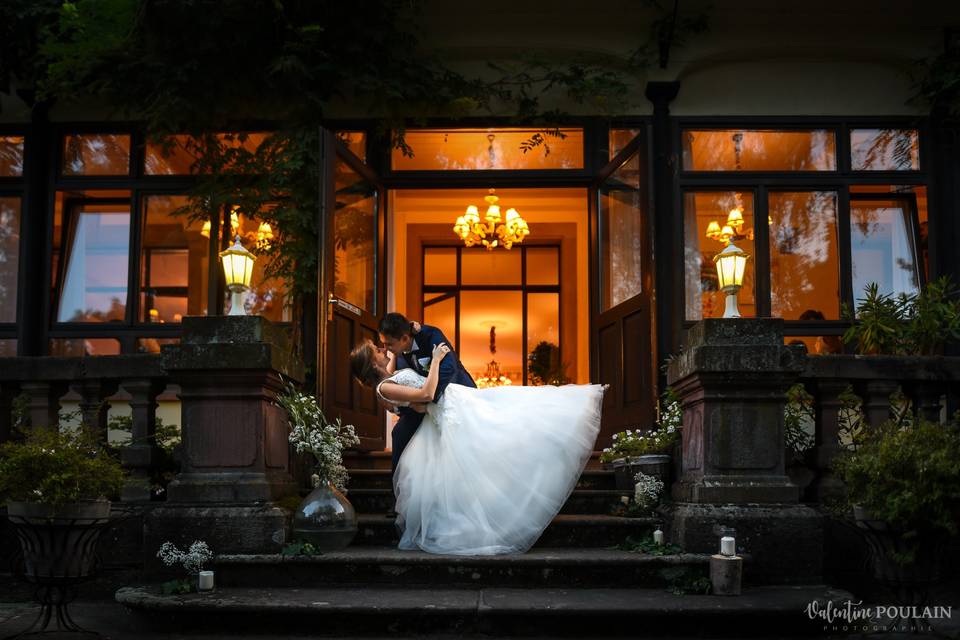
[281,541,322,557]
[0,425,125,507]
[842,277,960,355]
[600,389,681,463]
[276,383,359,491]
[527,341,570,386]
[160,578,194,595]
[107,414,180,453]
[784,383,815,462]
[609,499,652,518]
[659,566,712,595]
[614,535,682,556]
[832,417,960,563]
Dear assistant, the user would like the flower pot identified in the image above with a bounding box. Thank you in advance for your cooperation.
[291,481,358,552]
[612,454,672,490]
[853,506,945,587]
[6,500,111,581]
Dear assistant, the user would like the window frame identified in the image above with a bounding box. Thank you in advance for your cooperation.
[0,125,27,351]
[675,117,931,349]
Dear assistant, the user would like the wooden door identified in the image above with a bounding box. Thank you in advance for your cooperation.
[319,131,386,450]
[592,139,656,446]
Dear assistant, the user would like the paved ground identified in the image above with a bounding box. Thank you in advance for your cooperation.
[2,571,958,639]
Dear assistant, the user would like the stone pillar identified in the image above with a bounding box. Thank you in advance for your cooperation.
[145,316,304,562]
[664,319,823,584]
[809,379,849,504]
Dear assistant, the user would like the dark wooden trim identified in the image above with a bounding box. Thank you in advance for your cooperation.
[18,105,50,355]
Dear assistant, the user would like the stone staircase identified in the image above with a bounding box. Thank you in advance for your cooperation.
[115,460,850,636]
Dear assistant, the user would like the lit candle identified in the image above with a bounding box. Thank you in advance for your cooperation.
[720,536,736,557]
[653,528,664,545]
[198,570,214,591]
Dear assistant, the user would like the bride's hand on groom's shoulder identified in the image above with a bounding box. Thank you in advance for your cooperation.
[432,343,450,361]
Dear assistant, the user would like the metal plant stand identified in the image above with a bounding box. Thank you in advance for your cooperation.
[4,511,121,639]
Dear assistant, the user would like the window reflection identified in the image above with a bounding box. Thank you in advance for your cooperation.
[682,130,836,171]
[61,134,131,176]
[850,198,920,302]
[55,200,131,323]
[684,191,756,320]
[600,151,645,310]
[0,198,21,323]
[333,160,376,312]
[850,129,919,171]
[786,335,842,356]
[0,137,24,176]
[336,131,367,162]
[609,128,641,160]
[145,133,269,175]
[49,338,121,356]
[0,339,16,356]
[391,128,584,171]
[769,192,840,320]
[140,195,210,322]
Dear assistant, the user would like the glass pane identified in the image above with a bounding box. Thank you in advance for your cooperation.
[786,335,843,356]
[459,291,522,386]
[609,128,641,160]
[600,151,645,310]
[145,133,270,175]
[0,339,16,356]
[141,195,210,322]
[850,199,920,303]
[137,337,179,354]
[526,293,561,385]
[62,134,131,175]
[0,197,21,323]
[336,131,367,162]
[423,294,457,351]
[424,248,457,285]
[332,160,376,312]
[769,192,840,320]
[49,338,121,356]
[682,130,836,171]
[392,128,584,170]
[525,247,559,285]
[0,136,24,176]
[222,210,291,321]
[56,202,130,322]
[461,249,521,285]
[850,129,919,171]
[684,191,756,320]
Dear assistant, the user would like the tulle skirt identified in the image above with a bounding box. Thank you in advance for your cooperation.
[394,383,604,555]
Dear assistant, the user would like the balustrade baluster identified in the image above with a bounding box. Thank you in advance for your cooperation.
[20,381,68,429]
[853,379,899,429]
[120,378,165,502]
[808,378,848,503]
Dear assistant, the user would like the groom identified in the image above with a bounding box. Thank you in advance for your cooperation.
[378,312,476,473]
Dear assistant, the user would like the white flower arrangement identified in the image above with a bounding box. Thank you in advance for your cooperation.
[157,540,213,575]
[633,472,665,511]
[600,389,683,463]
[276,384,360,491]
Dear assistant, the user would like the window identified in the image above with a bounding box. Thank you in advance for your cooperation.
[144,133,270,175]
[391,128,584,171]
[422,245,562,385]
[0,137,24,176]
[0,197,21,323]
[61,134,131,176]
[679,124,929,351]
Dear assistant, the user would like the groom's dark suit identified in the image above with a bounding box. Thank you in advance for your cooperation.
[391,324,476,472]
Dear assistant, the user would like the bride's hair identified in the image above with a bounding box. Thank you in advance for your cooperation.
[350,340,380,388]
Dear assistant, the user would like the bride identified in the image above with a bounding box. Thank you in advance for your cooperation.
[350,339,605,556]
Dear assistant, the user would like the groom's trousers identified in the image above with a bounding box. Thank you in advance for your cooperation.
[391,411,426,473]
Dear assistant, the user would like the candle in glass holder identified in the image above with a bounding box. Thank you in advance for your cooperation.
[198,570,214,591]
[720,536,736,557]
[653,528,664,545]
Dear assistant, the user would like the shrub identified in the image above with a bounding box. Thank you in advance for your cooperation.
[600,389,681,463]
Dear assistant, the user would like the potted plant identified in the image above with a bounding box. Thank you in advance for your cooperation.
[601,389,682,490]
[832,416,960,588]
[276,384,361,552]
[0,423,125,581]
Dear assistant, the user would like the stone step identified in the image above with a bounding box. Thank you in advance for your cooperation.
[346,488,631,515]
[115,584,849,636]
[214,547,710,589]
[354,514,660,548]
[347,468,617,491]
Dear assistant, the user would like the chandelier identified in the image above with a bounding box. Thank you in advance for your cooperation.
[704,133,753,246]
[453,188,530,250]
[475,326,513,388]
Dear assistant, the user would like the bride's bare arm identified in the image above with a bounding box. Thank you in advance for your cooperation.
[377,344,449,404]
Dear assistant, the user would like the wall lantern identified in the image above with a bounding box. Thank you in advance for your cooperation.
[220,235,256,316]
[713,241,749,318]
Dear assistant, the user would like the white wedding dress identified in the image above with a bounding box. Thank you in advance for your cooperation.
[377,369,604,555]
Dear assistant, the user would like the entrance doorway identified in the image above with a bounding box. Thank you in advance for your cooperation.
[318,129,656,456]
